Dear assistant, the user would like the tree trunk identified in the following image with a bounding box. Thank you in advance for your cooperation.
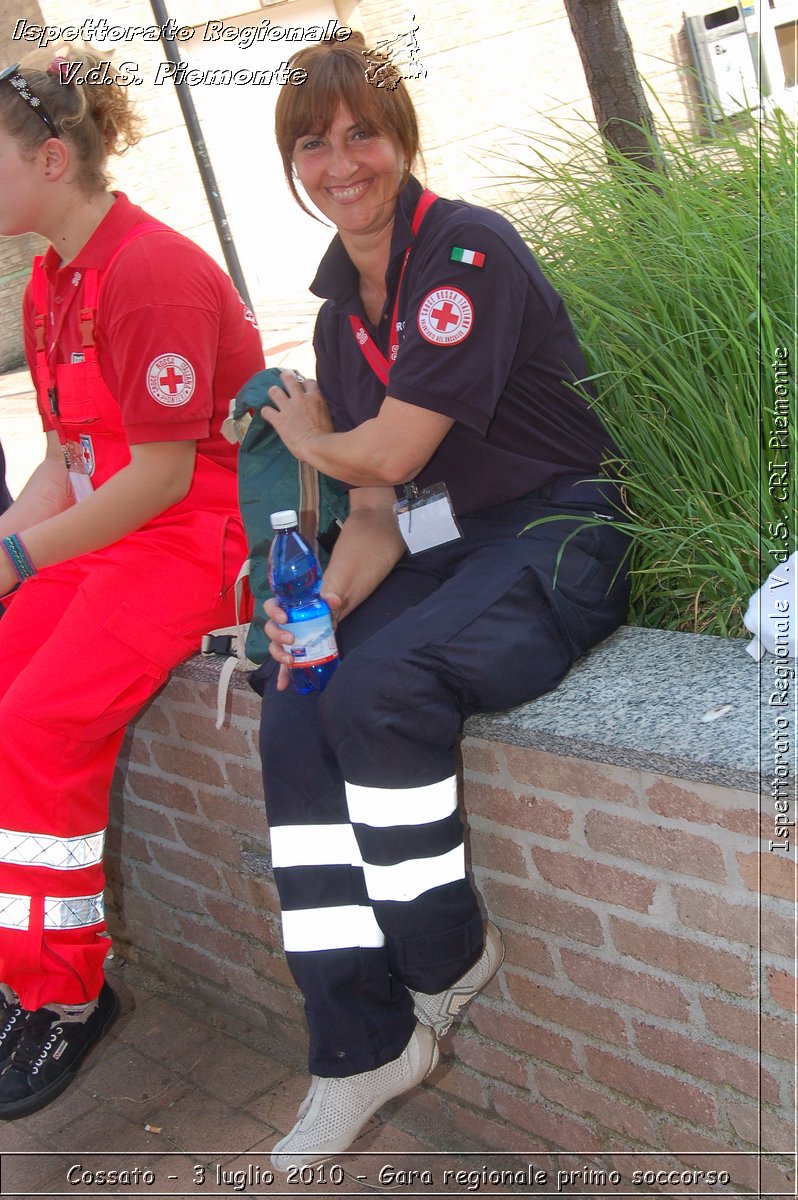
[563,0,665,175]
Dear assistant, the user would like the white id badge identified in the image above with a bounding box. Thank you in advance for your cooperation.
[68,471,93,502]
[63,440,94,503]
[393,483,463,554]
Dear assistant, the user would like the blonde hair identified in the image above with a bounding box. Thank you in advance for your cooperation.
[274,33,421,218]
[0,45,142,193]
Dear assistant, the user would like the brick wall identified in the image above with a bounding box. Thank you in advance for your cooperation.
[107,657,796,1195]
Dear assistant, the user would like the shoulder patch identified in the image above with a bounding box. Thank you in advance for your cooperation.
[450,246,486,268]
[417,287,473,346]
[146,354,196,407]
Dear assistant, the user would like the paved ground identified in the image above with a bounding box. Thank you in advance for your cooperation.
[0,957,498,1199]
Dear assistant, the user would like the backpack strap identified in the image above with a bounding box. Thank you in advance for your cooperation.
[209,367,349,673]
[201,559,257,728]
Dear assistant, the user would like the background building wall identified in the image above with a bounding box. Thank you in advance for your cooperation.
[0,0,696,365]
[0,1,47,371]
[0,234,43,372]
[351,0,697,205]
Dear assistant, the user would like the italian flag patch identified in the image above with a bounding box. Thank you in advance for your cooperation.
[450,246,486,268]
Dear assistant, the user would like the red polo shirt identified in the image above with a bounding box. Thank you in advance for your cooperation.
[23,193,264,472]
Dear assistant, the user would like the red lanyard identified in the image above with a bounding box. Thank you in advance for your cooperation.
[32,268,86,413]
[32,222,165,414]
[348,188,438,385]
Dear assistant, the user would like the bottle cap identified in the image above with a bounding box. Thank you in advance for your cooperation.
[270,509,298,530]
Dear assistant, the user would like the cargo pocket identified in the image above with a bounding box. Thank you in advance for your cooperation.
[533,520,630,657]
[71,602,196,740]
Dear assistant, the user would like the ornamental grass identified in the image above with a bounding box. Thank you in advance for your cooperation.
[508,106,795,637]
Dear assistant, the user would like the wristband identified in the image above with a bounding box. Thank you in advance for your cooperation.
[1,534,37,582]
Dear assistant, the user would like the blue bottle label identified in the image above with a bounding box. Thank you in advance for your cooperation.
[285,614,338,667]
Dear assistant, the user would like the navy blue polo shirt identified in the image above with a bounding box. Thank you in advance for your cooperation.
[311,175,614,516]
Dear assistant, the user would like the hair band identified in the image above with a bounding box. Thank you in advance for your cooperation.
[0,63,60,138]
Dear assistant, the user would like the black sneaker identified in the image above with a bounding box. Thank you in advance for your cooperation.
[0,985,27,1071]
[0,982,120,1120]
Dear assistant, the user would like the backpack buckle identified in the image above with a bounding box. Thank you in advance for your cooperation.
[201,633,235,656]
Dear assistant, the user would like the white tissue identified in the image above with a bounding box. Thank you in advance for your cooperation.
[743,551,798,660]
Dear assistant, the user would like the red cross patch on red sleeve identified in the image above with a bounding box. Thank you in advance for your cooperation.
[146,354,196,407]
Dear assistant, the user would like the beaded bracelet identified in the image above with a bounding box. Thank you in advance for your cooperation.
[1,534,37,582]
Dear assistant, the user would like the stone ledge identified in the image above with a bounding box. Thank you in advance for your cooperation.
[467,626,766,793]
[183,625,767,794]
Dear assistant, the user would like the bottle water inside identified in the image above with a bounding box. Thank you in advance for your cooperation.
[267,509,339,694]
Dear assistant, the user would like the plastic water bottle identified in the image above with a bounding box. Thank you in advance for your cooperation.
[267,510,339,694]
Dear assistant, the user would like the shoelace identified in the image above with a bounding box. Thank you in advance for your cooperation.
[0,1000,24,1044]
[9,1010,60,1076]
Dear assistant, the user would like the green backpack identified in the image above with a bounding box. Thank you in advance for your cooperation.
[219,367,350,667]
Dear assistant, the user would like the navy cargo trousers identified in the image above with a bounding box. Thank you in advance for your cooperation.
[255,479,630,1077]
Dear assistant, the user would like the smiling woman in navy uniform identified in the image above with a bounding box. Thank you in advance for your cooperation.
[256,32,630,1168]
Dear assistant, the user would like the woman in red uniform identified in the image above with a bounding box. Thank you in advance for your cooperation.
[0,48,263,1118]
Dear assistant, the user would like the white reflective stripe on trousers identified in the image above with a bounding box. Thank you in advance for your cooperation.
[270,823,363,868]
[281,904,385,952]
[0,892,30,930]
[345,775,458,827]
[361,844,466,902]
[0,891,104,930]
[0,827,105,870]
[43,893,104,929]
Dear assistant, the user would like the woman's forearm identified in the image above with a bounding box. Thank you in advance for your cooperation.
[7,440,196,573]
[262,375,454,488]
[304,422,401,487]
[322,500,405,621]
[0,437,73,541]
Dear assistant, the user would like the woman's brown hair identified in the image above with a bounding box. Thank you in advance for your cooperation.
[274,33,421,217]
[0,45,142,194]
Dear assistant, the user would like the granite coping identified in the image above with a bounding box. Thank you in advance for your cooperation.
[466,626,773,793]
[176,626,783,795]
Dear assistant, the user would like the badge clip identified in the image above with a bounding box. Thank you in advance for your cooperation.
[393,481,462,555]
[403,481,420,507]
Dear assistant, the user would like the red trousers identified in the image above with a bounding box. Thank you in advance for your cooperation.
[0,508,246,1009]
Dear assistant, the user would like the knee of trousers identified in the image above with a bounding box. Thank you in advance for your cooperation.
[319,649,463,787]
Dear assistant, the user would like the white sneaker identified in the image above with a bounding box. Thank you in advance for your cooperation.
[410,921,505,1037]
[271,1022,438,1170]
